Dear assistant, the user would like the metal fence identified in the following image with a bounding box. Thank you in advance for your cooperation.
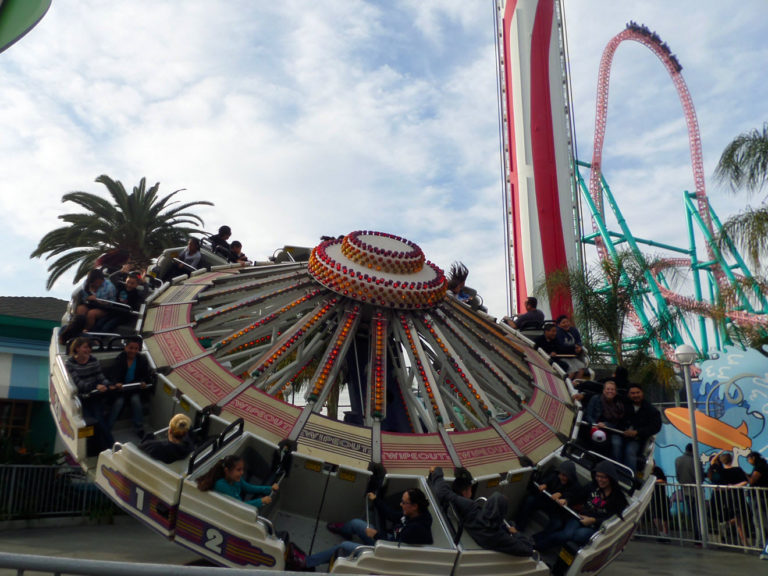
[0,464,116,521]
[635,479,768,554]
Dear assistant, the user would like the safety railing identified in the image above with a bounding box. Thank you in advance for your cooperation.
[0,464,116,521]
[635,479,768,554]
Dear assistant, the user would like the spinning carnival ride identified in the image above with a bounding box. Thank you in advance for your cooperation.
[49,231,652,574]
[45,1,668,573]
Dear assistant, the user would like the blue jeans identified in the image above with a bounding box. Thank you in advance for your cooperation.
[305,540,361,568]
[534,517,596,550]
[609,431,624,463]
[305,518,374,568]
[623,439,641,472]
[108,392,144,434]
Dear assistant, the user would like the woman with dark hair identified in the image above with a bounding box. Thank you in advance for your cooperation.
[305,487,433,569]
[74,268,118,331]
[197,454,279,509]
[65,337,114,451]
[534,461,626,550]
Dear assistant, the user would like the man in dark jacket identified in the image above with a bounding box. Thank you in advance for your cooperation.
[429,467,533,556]
[304,487,433,569]
[621,384,661,472]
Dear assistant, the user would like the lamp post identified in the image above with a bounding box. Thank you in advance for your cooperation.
[674,344,707,548]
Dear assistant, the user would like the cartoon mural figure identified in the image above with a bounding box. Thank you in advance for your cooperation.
[654,347,768,478]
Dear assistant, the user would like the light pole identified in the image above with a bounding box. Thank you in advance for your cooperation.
[674,344,707,548]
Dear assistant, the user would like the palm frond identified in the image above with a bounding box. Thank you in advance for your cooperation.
[31,175,213,290]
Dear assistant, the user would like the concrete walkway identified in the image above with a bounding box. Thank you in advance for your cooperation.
[0,516,765,574]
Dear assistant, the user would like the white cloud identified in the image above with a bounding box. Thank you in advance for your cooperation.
[0,0,765,324]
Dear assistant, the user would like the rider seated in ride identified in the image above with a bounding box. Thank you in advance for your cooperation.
[96,272,145,332]
[164,238,202,281]
[107,336,155,440]
[65,336,115,451]
[208,225,233,259]
[74,268,118,331]
[533,461,626,551]
[504,297,545,331]
[197,454,279,509]
[516,460,583,533]
[429,466,534,556]
[229,240,249,264]
[585,380,626,463]
[554,315,587,379]
[304,487,434,569]
[139,413,195,464]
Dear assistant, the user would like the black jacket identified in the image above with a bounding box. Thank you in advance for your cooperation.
[429,467,533,556]
[108,352,155,387]
[374,493,433,545]
[139,436,194,464]
[622,399,661,441]
[539,461,583,507]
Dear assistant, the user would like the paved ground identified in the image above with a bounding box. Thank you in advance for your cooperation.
[0,516,765,574]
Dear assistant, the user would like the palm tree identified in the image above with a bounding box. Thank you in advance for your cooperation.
[714,122,768,269]
[31,175,212,289]
[538,251,681,394]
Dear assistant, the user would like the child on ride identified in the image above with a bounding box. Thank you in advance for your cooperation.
[197,454,279,509]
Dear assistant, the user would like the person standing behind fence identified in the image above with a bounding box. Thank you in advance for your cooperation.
[711,452,748,546]
[675,443,703,539]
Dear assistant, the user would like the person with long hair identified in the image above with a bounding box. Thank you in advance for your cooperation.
[534,461,626,550]
[197,454,278,509]
[74,268,117,330]
[65,337,114,451]
[585,381,626,462]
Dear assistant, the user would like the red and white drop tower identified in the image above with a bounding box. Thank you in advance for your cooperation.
[495,0,580,318]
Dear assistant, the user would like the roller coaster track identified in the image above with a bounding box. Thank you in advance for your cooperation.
[585,23,767,351]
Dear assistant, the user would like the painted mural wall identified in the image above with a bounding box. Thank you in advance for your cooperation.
[654,347,768,478]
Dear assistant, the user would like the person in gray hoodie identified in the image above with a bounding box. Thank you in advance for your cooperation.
[429,467,534,556]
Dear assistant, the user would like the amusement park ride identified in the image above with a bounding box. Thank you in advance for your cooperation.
[496,5,767,363]
[42,0,767,574]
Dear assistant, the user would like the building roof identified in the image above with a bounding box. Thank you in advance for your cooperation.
[0,296,68,322]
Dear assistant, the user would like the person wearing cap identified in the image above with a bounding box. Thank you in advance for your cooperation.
[517,460,583,532]
[429,467,534,556]
[534,461,626,550]
[139,413,195,464]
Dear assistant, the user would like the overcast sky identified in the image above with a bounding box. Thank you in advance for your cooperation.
[1,0,765,317]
